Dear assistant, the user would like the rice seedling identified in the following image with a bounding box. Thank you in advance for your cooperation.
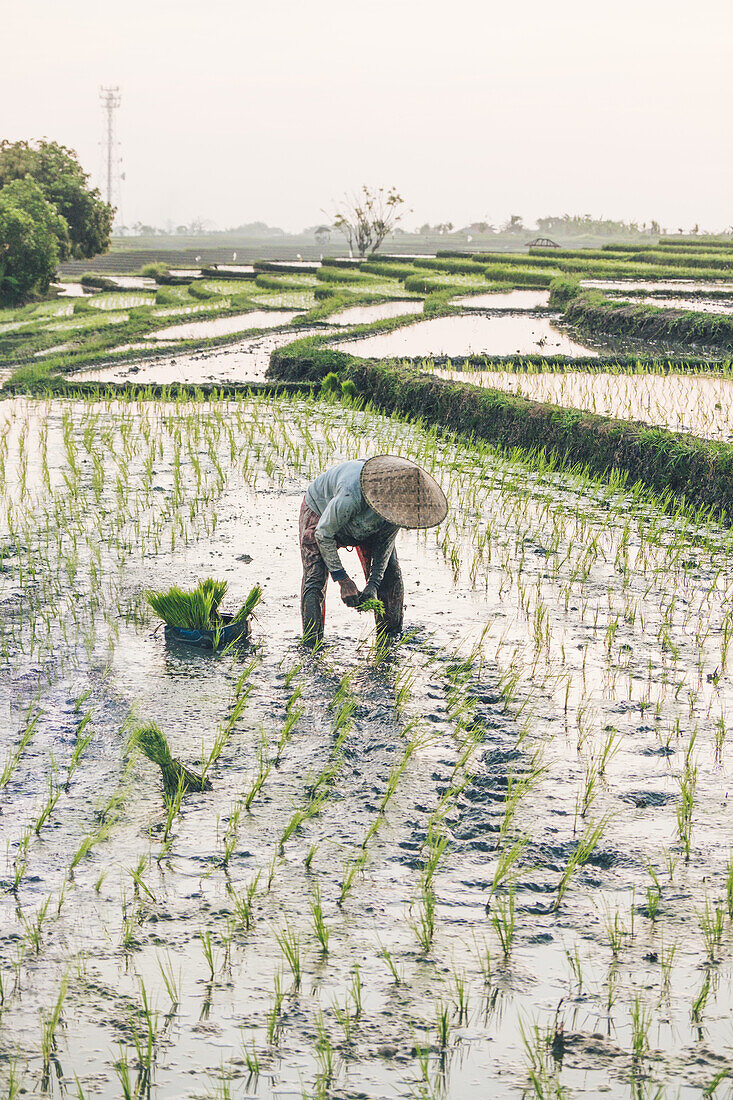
[490,889,516,960]
[244,730,272,810]
[676,755,697,862]
[644,880,662,922]
[314,1010,336,1093]
[519,1015,569,1099]
[554,818,608,909]
[691,969,712,1025]
[412,885,437,954]
[488,836,528,899]
[332,995,355,1045]
[275,926,302,989]
[630,995,651,1061]
[199,929,217,981]
[451,969,470,1024]
[40,974,68,1089]
[21,895,51,955]
[378,941,404,984]
[275,687,304,763]
[157,952,181,1009]
[64,708,95,790]
[129,979,159,1093]
[0,705,39,790]
[603,906,628,959]
[699,898,725,962]
[128,854,156,903]
[266,972,285,1044]
[241,1035,261,1078]
[310,884,330,953]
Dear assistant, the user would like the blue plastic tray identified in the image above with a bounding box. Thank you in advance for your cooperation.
[164,613,250,650]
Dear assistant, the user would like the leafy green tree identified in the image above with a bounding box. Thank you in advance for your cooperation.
[0,178,68,302]
[0,139,113,259]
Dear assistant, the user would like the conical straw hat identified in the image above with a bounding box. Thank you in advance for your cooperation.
[360,455,448,529]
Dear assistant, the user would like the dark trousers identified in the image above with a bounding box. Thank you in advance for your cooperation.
[299,499,404,642]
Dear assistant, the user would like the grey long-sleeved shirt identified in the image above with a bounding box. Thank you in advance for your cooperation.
[305,460,399,585]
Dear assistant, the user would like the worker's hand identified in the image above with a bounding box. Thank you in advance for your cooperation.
[359,583,378,605]
[339,577,360,607]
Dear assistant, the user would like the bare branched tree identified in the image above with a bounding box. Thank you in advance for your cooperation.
[331,186,407,257]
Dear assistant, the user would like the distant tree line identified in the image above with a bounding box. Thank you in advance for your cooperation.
[0,140,113,303]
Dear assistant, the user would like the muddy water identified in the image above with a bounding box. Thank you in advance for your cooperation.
[3,394,733,1097]
[434,367,733,441]
[73,326,334,384]
[263,261,321,270]
[328,301,423,325]
[150,311,300,341]
[107,276,158,290]
[582,278,733,294]
[611,296,733,316]
[51,282,90,297]
[335,312,598,358]
[452,290,550,310]
[213,265,256,274]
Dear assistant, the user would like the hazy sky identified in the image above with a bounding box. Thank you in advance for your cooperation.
[3,0,731,232]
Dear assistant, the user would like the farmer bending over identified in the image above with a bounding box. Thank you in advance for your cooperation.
[299,454,447,644]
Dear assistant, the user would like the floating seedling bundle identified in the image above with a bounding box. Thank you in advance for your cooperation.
[146,578,262,649]
[129,722,211,798]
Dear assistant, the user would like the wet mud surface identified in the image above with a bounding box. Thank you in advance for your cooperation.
[2,394,733,1096]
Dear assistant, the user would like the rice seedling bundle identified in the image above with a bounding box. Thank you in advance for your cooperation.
[129,721,211,796]
[146,578,262,630]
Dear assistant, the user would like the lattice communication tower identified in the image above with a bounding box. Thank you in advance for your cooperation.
[99,86,122,212]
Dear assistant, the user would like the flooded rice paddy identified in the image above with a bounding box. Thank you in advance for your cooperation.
[107,277,158,291]
[3,391,733,1097]
[150,311,300,342]
[434,367,733,441]
[328,302,423,326]
[73,327,333,385]
[335,313,599,359]
[51,283,89,298]
[582,279,733,295]
[610,297,733,316]
[452,291,550,311]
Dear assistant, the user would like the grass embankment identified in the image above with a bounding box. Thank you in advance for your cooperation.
[269,336,733,521]
[549,277,733,353]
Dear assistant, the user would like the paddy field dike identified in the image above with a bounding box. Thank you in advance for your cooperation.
[4,238,733,1097]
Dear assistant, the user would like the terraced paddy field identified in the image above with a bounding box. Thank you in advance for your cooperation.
[6,237,733,1097]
